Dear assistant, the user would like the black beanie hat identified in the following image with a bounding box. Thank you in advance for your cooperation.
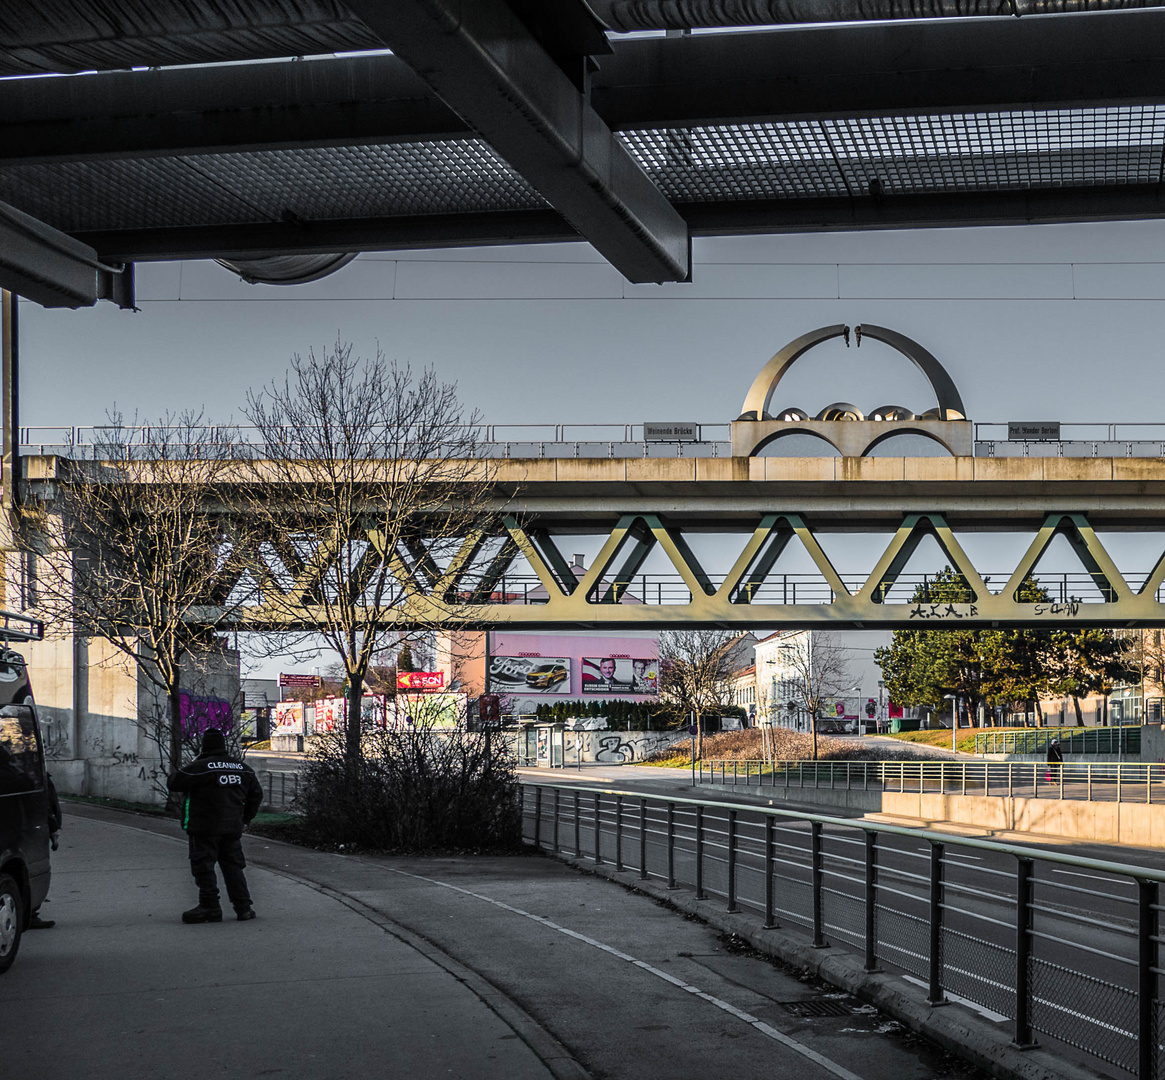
[201,728,226,754]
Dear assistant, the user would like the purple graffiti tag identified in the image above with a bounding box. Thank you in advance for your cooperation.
[179,692,233,737]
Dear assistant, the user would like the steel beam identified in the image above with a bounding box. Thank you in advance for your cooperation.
[10,12,1165,165]
[203,508,1165,631]
[340,0,689,284]
[593,11,1165,127]
[72,184,1165,264]
[0,198,125,308]
[0,55,467,165]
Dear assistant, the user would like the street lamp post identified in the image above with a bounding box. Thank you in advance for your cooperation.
[945,693,958,753]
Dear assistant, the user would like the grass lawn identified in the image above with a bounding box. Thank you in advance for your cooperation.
[880,730,980,754]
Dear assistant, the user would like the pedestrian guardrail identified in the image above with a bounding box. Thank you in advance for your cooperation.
[975,726,1141,756]
[255,769,300,811]
[697,758,1165,804]
[523,781,1165,1079]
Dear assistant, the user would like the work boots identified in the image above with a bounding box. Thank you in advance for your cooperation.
[181,903,223,924]
[235,906,256,922]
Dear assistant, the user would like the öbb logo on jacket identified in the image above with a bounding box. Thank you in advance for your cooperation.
[218,774,242,785]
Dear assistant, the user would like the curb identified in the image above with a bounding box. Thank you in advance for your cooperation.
[553,852,1106,1080]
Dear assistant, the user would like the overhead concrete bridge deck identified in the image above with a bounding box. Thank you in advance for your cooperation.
[20,453,1165,631]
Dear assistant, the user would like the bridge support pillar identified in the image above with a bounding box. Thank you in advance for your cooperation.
[1,290,16,513]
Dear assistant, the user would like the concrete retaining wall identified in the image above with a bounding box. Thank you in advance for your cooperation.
[708,780,1165,845]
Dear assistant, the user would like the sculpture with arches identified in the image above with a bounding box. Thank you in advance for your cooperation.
[731,325,972,458]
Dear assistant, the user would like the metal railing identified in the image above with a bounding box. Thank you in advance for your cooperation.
[254,769,300,811]
[21,420,1165,462]
[523,781,1165,1079]
[357,571,1165,609]
[15,422,732,462]
[976,726,1142,756]
[974,421,1165,459]
[698,758,1165,803]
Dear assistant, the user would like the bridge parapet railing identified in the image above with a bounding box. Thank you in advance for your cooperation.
[697,757,1165,802]
[395,571,1165,609]
[16,423,734,461]
[523,781,1161,1078]
[23,420,1165,461]
[974,420,1165,458]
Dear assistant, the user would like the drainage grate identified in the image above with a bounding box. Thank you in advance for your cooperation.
[780,999,855,1018]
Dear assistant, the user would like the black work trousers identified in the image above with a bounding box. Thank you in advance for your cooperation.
[188,832,251,910]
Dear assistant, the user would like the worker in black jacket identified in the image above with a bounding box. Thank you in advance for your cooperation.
[167,727,263,924]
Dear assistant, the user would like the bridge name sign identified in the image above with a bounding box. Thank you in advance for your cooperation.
[1008,421,1061,441]
[644,422,698,441]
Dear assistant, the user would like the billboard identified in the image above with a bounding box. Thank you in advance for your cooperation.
[488,655,571,695]
[581,656,658,695]
[314,697,343,733]
[387,692,465,729]
[397,671,445,691]
[279,673,321,689]
[273,701,304,737]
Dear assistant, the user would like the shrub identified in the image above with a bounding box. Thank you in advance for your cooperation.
[296,728,523,852]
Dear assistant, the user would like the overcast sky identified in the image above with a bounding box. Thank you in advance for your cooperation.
[21,219,1165,679]
[19,219,1165,436]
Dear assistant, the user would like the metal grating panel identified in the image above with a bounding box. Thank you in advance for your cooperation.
[822,887,865,951]
[939,926,1016,1021]
[874,906,930,981]
[1029,957,1138,1075]
[0,140,545,233]
[621,107,1165,203]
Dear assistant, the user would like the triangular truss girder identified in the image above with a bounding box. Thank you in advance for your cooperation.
[210,512,1165,630]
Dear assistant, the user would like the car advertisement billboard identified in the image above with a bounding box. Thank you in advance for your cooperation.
[488,655,571,695]
[581,657,658,695]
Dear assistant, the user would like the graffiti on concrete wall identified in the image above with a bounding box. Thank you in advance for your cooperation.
[562,730,686,764]
[179,692,233,736]
[39,710,70,761]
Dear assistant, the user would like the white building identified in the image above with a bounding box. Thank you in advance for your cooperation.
[753,629,894,733]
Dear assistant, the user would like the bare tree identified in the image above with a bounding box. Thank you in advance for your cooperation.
[774,631,853,761]
[14,412,251,782]
[658,629,740,761]
[241,340,495,762]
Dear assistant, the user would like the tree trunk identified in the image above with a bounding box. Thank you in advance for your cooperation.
[1073,696,1084,726]
[695,709,703,763]
[168,678,184,775]
[810,710,819,761]
[346,673,364,762]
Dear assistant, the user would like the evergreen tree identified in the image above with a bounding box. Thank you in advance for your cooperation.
[876,567,1134,726]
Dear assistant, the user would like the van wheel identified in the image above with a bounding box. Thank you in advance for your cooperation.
[0,873,22,973]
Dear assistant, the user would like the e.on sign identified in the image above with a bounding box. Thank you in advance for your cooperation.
[397,671,445,692]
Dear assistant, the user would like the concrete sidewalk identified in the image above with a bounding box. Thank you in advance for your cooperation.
[2,812,562,1080]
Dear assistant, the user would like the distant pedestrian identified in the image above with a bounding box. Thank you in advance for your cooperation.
[1045,739,1063,782]
[167,728,262,924]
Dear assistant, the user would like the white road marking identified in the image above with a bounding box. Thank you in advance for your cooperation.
[388,866,866,1080]
[1050,867,1128,886]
